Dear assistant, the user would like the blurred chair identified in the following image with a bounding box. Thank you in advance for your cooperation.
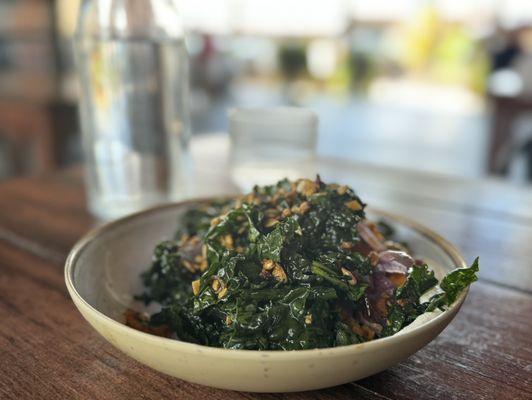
[486,27,532,176]
[487,88,532,175]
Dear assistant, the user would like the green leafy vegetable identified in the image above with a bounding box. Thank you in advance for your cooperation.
[396,264,438,302]
[133,178,479,350]
[425,257,479,311]
[380,258,480,337]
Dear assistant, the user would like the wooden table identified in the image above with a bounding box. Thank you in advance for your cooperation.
[1,135,531,399]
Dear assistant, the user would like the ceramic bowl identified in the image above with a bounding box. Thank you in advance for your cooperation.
[65,201,468,392]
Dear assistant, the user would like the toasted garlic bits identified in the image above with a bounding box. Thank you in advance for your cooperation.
[296,179,318,197]
[298,201,311,215]
[261,259,288,283]
[341,267,357,285]
[340,241,356,251]
[345,200,362,211]
[192,279,201,296]
[182,260,196,273]
[264,218,280,228]
[368,251,379,267]
[217,287,228,299]
[220,234,234,250]
[281,208,292,218]
[272,265,288,283]
[336,185,348,195]
[211,279,221,292]
[210,277,228,299]
[262,259,276,271]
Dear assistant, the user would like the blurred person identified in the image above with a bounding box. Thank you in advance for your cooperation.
[513,27,532,92]
[192,34,234,97]
[488,27,522,72]
[278,42,308,104]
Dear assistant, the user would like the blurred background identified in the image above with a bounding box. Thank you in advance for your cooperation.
[2,0,532,184]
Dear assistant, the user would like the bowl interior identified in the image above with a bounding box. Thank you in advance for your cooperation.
[71,204,463,332]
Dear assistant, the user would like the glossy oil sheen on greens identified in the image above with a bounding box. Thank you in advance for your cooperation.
[137,178,479,350]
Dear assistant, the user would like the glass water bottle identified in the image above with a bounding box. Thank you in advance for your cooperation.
[74,0,191,220]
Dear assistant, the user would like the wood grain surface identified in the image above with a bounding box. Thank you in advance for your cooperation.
[1,145,531,399]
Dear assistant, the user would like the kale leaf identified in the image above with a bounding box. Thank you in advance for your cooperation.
[381,258,480,337]
[134,178,479,350]
[425,257,479,311]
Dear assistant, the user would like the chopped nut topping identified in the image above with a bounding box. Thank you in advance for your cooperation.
[241,193,255,204]
[218,287,228,299]
[281,208,292,218]
[285,190,297,202]
[290,205,300,214]
[190,236,202,245]
[305,313,313,325]
[345,200,362,211]
[296,179,318,197]
[397,298,407,307]
[211,279,221,292]
[264,218,279,228]
[182,260,196,273]
[262,259,276,271]
[341,267,357,285]
[272,265,288,283]
[298,201,311,215]
[261,259,288,283]
[220,234,234,250]
[192,279,201,296]
[290,181,297,192]
[178,234,190,246]
[199,259,208,271]
[349,321,376,341]
[368,251,379,267]
[209,277,227,296]
[336,185,348,195]
[367,222,384,241]
[210,216,222,227]
[340,241,355,251]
